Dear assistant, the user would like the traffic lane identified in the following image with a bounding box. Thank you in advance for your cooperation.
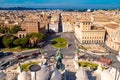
[0,53,15,62]
[85,52,120,68]
[104,55,120,69]
[0,58,18,70]
[44,50,56,58]
[0,50,38,63]
[0,54,41,70]
[20,49,39,56]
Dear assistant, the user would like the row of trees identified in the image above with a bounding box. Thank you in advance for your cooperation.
[2,32,45,48]
[0,25,22,34]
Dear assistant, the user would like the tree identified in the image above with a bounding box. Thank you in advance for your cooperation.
[13,37,29,47]
[10,25,22,34]
[13,38,21,46]
[27,33,45,46]
[20,37,29,47]
[28,33,45,40]
[2,35,16,48]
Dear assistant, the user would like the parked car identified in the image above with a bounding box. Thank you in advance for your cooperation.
[0,52,13,58]
[4,52,13,56]
[16,55,29,60]
[0,52,4,58]
[31,52,39,58]
[0,61,11,70]
[100,57,112,65]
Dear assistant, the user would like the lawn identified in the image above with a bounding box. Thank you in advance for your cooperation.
[13,61,40,71]
[52,38,68,48]
[78,61,98,70]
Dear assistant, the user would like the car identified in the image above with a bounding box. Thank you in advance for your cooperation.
[0,52,4,58]
[16,55,29,60]
[0,61,11,70]
[100,57,112,65]
[0,52,13,58]
[31,52,39,58]
[4,52,13,56]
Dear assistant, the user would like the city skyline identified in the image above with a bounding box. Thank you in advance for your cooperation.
[0,0,120,9]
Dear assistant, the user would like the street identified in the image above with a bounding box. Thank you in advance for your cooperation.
[0,32,120,79]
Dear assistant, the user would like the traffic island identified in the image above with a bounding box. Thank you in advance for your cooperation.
[52,38,68,49]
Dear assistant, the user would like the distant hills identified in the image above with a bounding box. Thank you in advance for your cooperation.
[0,7,45,10]
[0,7,119,11]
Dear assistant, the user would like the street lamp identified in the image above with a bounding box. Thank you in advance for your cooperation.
[29,65,41,80]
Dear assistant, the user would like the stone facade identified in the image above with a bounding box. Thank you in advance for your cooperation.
[105,23,120,51]
[21,21,39,33]
[75,21,105,44]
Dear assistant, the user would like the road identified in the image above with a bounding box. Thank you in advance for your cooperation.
[43,32,77,58]
[0,32,120,72]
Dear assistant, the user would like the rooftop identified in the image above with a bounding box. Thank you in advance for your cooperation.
[104,23,119,29]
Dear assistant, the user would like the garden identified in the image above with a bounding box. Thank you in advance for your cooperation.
[0,32,45,52]
[52,38,68,48]
[78,61,98,70]
[14,61,40,71]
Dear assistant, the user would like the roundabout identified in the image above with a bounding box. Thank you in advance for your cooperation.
[52,38,68,49]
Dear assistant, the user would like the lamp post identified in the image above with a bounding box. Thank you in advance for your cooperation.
[29,65,41,80]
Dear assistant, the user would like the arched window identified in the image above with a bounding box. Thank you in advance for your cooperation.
[19,34,21,38]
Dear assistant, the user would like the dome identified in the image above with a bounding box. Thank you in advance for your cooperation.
[101,70,114,80]
[0,70,6,80]
[31,65,50,80]
[17,71,30,80]
[76,67,89,80]
[87,9,91,12]
[50,68,62,80]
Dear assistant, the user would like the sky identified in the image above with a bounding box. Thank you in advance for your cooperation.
[0,0,120,9]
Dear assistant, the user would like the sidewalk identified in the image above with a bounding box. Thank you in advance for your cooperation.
[19,48,38,53]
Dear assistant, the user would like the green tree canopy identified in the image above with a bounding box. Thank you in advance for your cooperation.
[2,35,16,48]
[13,38,21,46]
[10,25,22,34]
[27,33,45,41]
[20,37,29,46]
[13,37,29,47]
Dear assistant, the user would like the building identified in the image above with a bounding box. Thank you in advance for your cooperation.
[47,13,59,32]
[75,21,105,44]
[105,23,120,51]
[17,31,27,38]
[61,13,76,32]
[21,21,39,33]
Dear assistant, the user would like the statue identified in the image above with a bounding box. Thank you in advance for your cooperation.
[55,49,63,69]
[39,48,44,54]
[75,49,80,60]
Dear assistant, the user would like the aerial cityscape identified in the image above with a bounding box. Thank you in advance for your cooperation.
[0,0,120,80]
